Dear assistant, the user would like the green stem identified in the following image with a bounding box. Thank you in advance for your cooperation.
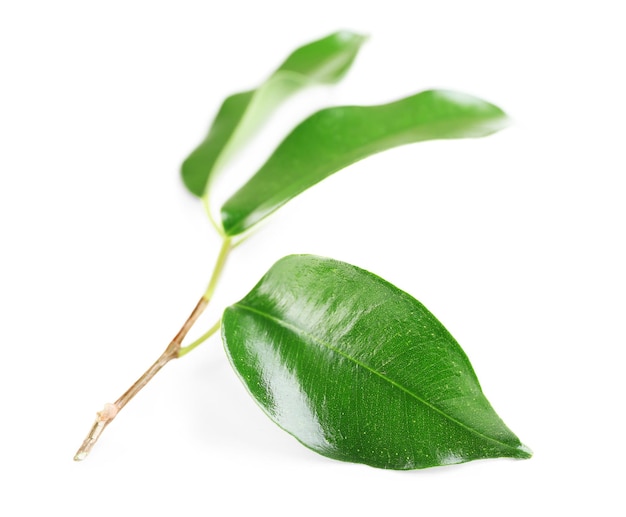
[203,237,232,301]
[178,319,221,358]
[202,195,226,238]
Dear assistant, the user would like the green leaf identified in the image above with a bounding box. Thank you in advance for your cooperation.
[181,30,367,198]
[222,255,531,469]
[220,90,509,236]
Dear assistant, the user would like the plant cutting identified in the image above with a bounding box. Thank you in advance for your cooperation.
[75,30,531,469]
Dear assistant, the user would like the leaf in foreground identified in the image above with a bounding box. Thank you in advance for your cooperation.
[222,255,531,469]
[220,89,509,236]
[181,30,366,198]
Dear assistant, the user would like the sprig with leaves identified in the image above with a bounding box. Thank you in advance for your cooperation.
[75,31,531,469]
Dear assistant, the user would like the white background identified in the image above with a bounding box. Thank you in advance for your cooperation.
[1,1,624,514]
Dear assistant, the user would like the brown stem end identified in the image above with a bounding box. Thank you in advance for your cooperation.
[74,403,119,461]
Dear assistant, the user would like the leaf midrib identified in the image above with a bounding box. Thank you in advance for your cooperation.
[232,302,523,455]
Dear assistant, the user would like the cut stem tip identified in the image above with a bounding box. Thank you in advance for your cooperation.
[74,403,119,461]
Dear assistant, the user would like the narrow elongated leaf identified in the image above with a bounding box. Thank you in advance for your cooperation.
[181,31,366,197]
[220,90,509,236]
[222,255,531,469]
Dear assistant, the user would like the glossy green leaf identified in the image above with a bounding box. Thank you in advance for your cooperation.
[222,255,531,469]
[181,31,366,197]
[220,90,509,236]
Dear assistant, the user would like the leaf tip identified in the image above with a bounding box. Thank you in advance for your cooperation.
[516,443,533,459]
[335,29,369,44]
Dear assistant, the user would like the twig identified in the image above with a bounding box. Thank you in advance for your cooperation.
[74,239,231,461]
